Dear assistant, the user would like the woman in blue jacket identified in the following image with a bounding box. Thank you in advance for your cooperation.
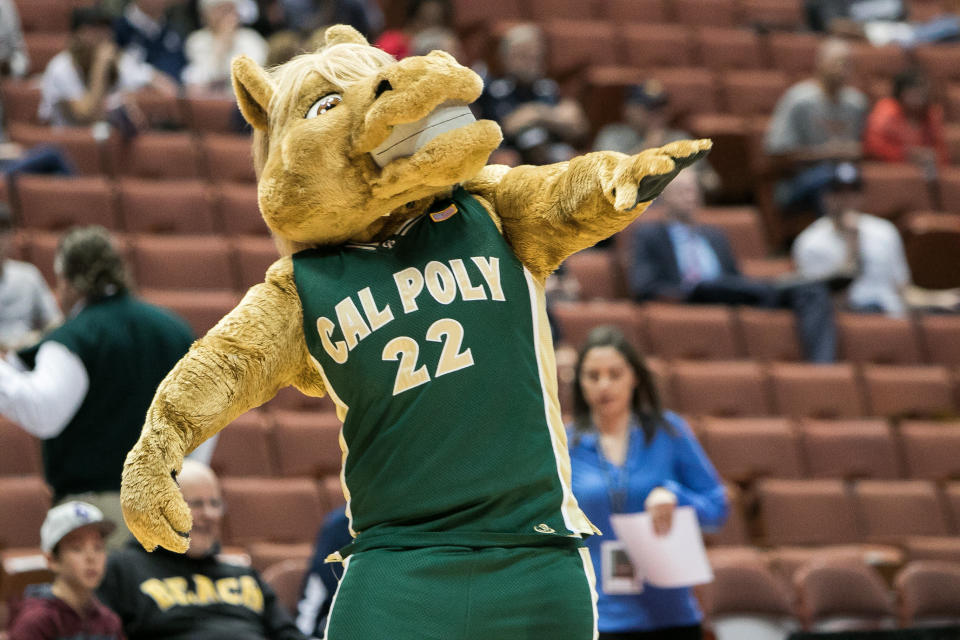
[569,326,728,639]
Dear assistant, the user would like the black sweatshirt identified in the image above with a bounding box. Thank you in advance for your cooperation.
[97,541,306,640]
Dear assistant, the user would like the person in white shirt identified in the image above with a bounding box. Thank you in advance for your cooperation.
[793,162,915,317]
[182,0,267,93]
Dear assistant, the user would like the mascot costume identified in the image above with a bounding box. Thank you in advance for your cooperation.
[120,25,710,639]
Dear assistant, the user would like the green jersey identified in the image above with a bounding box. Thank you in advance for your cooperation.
[292,187,595,554]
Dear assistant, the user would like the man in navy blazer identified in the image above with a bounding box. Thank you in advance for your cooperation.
[631,169,837,362]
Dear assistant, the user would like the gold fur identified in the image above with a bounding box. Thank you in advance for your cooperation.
[121,24,710,553]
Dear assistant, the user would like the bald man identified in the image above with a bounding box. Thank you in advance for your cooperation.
[98,461,307,640]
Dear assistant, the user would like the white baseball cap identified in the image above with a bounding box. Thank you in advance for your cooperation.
[40,501,116,553]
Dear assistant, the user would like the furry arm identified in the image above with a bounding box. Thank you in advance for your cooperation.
[466,139,711,280]
[121,257,324,553]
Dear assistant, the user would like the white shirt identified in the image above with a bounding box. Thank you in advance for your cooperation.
[0,259,62,350]
[0,341,89,439]
[793,212,911,316]
[182,27,267,89]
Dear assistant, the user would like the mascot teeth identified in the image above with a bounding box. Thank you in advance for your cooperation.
[372,101,475,167]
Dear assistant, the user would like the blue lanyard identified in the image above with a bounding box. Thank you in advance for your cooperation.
[596,423,635,514]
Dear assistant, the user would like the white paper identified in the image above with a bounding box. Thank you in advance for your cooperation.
[609,506,713,589]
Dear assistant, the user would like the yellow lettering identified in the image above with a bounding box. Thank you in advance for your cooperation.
[334,298,371,351]
[217,577,242,605]
[394,267,424,313]
[450,259,486,301]
[164,577,190,606]
[424,261,456,304]
[472,257,505,301]
[140,579,176,611]
[316,317,348,364]
[358,287,394,331]
[193,574,219,606]
[240,575,264,613]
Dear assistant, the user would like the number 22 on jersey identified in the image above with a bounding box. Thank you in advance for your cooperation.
[382,318,474,395]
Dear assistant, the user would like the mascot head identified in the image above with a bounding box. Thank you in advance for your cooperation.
[231,25,503,252]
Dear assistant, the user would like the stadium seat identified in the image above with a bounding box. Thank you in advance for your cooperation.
[700,206,767,260]
[669,361,772,417]
[8,123,106,175]
[120,131,204,179]
[895,561,960,627]
[551,300,646,352]
[541,20,618,77]
[739,0,805,31]
[209,411,275,478]
[216,182,266,236]
[603,0,669,23]
[14,0,71,32]
[118,178,218,234]
[622,23,697,68]
[737,308,802,362]
[768,363,866,419]
[220,477,326,546]
[700,417,803,483]
[766,32,821,78]
[564,249,625,300]
[903,536,960,564]
[185,96,241,134]
[756,479,861,546]
[139,289,240,337]
[798,419,900,480]
[131,235,237,291]
[836,313,923,365]
[860,162,933,218]
[915,43,960,82]
[646,67,720,118]
[528,0,590,20]
[644,304,741,360]
[0,80,42,125]
[131,90,186,130]
[271,410,343,478]
[15,175,119,230]
[703,483,750,546]
[202,134,257,183]
[719,70,790,116]
[320,475,346,511]
[0,417,41,476]
[23,32,68,75]
[261,557,310,616]
[673,0,737,27]
[854,480,950,544]
[794,559,897,631]
[899,420,960,481]
[0,476,51,549]
[246,542,312,574]
[695,27,764,71]
[706,555,799,640]
[850,43,908,84]
[861,364,955,418]
[902,210,960,290]
[452,0,524,31]
[234,235,281,290]
[581,65,644,133]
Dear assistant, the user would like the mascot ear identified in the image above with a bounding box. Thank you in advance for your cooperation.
[232,55,275,131]
[324,24,369,47]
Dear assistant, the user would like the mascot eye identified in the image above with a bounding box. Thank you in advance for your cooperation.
[305,94,342,119]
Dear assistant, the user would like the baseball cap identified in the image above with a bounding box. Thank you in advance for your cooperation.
[626,80,669,109]
[40,501,116,553]
[827,161,863,192]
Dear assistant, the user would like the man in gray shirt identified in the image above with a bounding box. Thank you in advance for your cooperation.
[0,204,61,350]
[765,38,868,217]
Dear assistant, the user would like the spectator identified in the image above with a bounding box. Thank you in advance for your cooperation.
[569,326,727,640]
[114,0,189,87]
[294,508,351,638]
[182,0,268,94]
[476,23,589,166]
[793,162,959,316]
[805,0,906,36]
[0,227,194,549]
[0,204,62,352]
[864,68,948,174]
[594,81,720,195]
[765,38,868,217]
[98,461,307,640]
[630,169,837,363]
[38,7,155,130]
[375,0,451,59]
[0,0,28,78]
[8,501,125,640]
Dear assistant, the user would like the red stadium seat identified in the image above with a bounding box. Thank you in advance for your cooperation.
[221,477,326,546]
[23,33,68,75]
[234,235,281,290]
[896,561,960,627]
[209,411,275,478]
[768,363,866,419]
[719,70,790,117]
[854,480,950,544]
[705,554,798,639]
[899,420,960,481]
[673,0,738,27]
[132,235,237,291]
[736,308,802,362]
[902,211,960,290]
[644,303,741,360]
[603,0,669,23]
[551,300,646,351]
[903,536,960,564]
[646,67,720,118]
[131,90,187,130]
[542,20,619,77]
[0,417,41,476]
[271,410,343,478]
[0,476,51,549]
[798,419,900,480]
[850,43,908,83]
[247,542,312,574]
[321,475,346,511]
[14,0,71,32]
[216,182,266,236]
[528,0,592,21]
[861,364,955,419]
[739,0,805,31]
[452,0,524,31]
[669,360,771,417]
[794,559,896,631]
[837,313,923,365]
[700,417,803,483]
[185,96,240,134]
[118,178,218,234]
[120,131,204,179]
[915,43,960,82]
[15,175,119,230]
[0,80,42,125]
[695,27,764,71]
[261,557,310,615]
[564,249,625,300]
[622,23,697,68]
[138,289,240,337]
[860,162,933,219]
[8,123,107,175]
[766,32,821,78]
[756,479,861,546]
[202,134,257,183]
[700,206,767,260]
[703,483,751,546]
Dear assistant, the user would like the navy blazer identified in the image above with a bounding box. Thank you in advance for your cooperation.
[630,221,741,301]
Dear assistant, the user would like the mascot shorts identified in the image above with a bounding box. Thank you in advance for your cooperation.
[324,544,598,639]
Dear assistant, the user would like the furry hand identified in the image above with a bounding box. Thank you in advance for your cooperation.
[120,437,192,553]
[607,139,712,211]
